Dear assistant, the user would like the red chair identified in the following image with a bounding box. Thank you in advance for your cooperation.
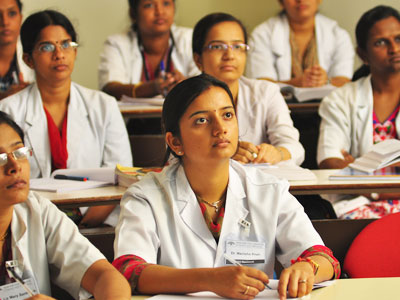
[343,212,400,278]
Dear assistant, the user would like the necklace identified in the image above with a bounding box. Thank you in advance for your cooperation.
[196,193,226,213]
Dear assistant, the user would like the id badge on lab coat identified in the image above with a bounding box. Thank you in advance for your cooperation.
[0,278,39,300]
[225,239,266,265]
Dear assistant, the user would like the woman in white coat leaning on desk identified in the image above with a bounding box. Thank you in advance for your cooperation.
[0,10,133,227]
[113,74,340,300]
[192,13,304,166]
[246,0,354,87]
[317,5,400,219]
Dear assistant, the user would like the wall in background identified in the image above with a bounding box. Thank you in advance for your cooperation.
[23,0,400,90]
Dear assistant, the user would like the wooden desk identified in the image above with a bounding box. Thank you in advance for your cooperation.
[119,104,162,119]
[38,185,126,209]
[290,169,400,195]
[38,169,400,208]
[130,277,400,299]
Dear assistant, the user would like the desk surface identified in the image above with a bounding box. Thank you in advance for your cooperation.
[39,169,400,207]
[130,277,400,300]
[291,169,400,195]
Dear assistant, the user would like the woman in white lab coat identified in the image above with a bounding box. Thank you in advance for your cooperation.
[98,0,198,100]
[246,0,354,87]
[191,13,304,166]
[317,5,400,218]
[0,111,131,299]
[0,10,132,227]
[0,0,34,100]
[114,74,340,299]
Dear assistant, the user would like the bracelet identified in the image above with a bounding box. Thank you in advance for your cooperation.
[291,257,319,276]
[370,193,380,200]
[132,82,143,98]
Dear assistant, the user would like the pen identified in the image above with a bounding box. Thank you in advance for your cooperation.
[54,174,89,181]
[159,60,168,97]
[6,266,35,297]
[223,253,272,290]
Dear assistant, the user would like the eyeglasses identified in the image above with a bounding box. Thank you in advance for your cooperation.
[36,41,79,53]
[204,42,250,53]
[0,147,32,167]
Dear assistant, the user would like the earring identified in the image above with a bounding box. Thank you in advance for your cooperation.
[178,151,183,155]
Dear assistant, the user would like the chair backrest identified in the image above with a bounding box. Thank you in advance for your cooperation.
[130,134,166,167]
[343,213,400,278]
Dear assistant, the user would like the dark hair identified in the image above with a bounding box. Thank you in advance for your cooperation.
[353,5,400,80]
[20,10,77,55]
[0,111,24,141]
[128,0,175,31]
[162,73,234,162]
[192,12,248,56]
[15,0,22,11]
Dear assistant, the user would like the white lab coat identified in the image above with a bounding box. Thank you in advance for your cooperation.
[246,13,354,81]
[98,25,199,89]
[237,76,304,165]
[0,82,133,178]
[11,192,105,299]
[317,75,393,164]
[0,82,132,226]
[115,160,323,277]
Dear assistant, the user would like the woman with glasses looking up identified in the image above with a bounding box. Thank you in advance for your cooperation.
[0,0,34,100]
[192,13,304,165]
[0,10,132,228]
[0,111,131,299]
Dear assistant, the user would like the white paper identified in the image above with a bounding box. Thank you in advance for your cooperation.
[250,161,316,181]
[120,95,164,106]
[147,280,335,299]
[51,167,116,184]
[30,178,112,193]
[279,83,335,102]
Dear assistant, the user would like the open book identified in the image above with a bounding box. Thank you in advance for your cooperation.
[329,166,400,181]
[348,139,400,173]
[30,168,116,193]
[119,95,164,106]
[278,83,336,102]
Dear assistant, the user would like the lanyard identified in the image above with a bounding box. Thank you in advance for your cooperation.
[139,32,175,82]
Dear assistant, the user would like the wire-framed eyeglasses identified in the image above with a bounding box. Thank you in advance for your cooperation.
[203,42,250,53]
[36,40,79,53]
[0,147,32,167]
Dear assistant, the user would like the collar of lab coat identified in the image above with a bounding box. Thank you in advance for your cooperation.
[24,83,89,177]
[174,161,248,251]
[11,203,28,278]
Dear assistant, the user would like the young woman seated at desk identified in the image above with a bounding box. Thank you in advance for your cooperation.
[0,111,131,300]
[246,0,354,87]
[0,0,34,100]
[0,10,133,228]
[317,5,400,219]
[113,74,340,300]
[98,0,199,99]
[192,13,304,165]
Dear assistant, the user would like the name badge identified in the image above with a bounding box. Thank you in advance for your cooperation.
[0,278,39,300]
[225,239,266,265]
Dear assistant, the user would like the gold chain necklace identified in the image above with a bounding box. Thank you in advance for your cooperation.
[196,194,226,213]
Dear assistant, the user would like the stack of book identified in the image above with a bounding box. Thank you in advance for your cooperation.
[115,164,163,187]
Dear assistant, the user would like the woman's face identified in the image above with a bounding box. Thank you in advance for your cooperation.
[194,21,247,86]
[24,25,76,83]
[168,86,238,164]
[0,0,22,46]
[135,0,175,36]
[360,16,400,75]
[0,124,30,209]
[280,0,321,22]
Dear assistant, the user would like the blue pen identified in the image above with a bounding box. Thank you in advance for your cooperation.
[54,174,89,181]
[159,61,168,97]
[223,253,272,290]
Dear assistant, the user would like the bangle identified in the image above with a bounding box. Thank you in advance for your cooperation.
[370,193,380,200]
[291,257,319,276]
[132,82,143,98]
